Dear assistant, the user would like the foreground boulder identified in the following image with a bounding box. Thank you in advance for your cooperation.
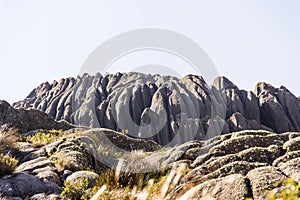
[177,174,249,200]
[66,171,99,188]
[0,173,61,199]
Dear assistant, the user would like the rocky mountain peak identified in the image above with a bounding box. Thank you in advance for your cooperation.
[12,72,300,145]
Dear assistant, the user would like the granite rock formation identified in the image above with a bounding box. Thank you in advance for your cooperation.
[13,73,300,144]
[164,130,300,199]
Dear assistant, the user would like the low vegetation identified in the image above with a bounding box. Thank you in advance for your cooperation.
[0,128,19,178]
[59,163,191,200]
[60,169,169,200]
[269,178,300,200]
[0,128,19,155]
[0,154,18,178]
[24,130,67,147]
[61,177,89,199]
[51,151,76,173]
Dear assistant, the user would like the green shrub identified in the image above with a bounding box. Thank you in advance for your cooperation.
[59,168,167,199]
[81,185,102,200]
[60,178,89,200]
[0,154,18,178]
[58,163,190,199]
[80,166,184,199]
[24,130,66,147]
[269,178,300,200]
[87,170,176,200]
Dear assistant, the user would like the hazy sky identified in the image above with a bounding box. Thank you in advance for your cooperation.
[1,0,300,103]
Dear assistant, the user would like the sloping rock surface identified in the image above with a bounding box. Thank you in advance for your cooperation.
[13,73,300,144]
[0,100,74,132]
[163,130,300,199]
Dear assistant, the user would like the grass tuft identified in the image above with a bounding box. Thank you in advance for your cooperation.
[0,154,18,178]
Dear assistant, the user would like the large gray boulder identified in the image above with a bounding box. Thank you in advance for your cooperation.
[278,158,300,182]
[177,174,249,200]
[15,157,60,185]
[0,173,61,199]
[66,170,99,188]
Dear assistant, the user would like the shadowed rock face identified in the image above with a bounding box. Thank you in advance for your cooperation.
[13,72,300,144]
[0,100,74,132]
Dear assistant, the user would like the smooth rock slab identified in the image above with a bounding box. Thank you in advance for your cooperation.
[15,157,53,173]
[178,174,249,200]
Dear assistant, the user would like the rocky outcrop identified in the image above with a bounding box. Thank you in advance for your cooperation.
[149,130,300,199]
[0,127,161,199]
[0,132,100,199]
[1,129,300,199]
[0,100,74,132]
[255,83,300,133]
[15,156,60,185]
[246,167,286,200]
[13,73,300,145]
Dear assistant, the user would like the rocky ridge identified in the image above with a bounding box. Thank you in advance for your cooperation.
[13,72,300,145]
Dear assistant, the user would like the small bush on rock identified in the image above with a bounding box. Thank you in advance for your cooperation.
[25,130,65,147]
[269,178,300,200]
[0,153,18,178]
[60,178,89,199]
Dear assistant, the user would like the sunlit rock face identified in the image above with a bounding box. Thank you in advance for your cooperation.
[13,72,300,144]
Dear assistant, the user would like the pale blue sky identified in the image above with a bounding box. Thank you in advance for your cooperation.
[0,0,299,103]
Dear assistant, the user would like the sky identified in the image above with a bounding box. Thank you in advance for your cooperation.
[0,0,300,103]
